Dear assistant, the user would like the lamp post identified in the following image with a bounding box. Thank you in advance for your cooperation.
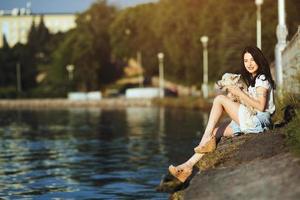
[157,52,164,98]
[200,36,209,99]
[66,64,74,81]
[16,62,22,93]
[275,0,288,88]
[255,0,264,49]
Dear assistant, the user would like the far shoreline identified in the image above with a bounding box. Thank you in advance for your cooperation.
[0,97,212,110]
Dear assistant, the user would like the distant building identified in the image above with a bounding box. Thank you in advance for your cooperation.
[282,26,300,94]
[0,8,76,47]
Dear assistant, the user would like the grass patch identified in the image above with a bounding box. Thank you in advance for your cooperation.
[272,90,300,156]
[272,67,300,156]
[272,91,298,124]
[285,107,300,156]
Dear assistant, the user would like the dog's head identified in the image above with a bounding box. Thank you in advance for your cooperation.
[216,73,241,90]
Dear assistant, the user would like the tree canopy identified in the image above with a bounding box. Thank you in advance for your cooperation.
[1,0,299,97]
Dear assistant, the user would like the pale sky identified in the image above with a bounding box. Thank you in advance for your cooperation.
[0,0,158,13]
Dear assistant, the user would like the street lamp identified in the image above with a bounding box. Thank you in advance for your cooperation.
[157,52,164,98]
[16,62,22,93]
[200,36,209,99]
[275,0,288,88]
[255,0,264,49]
[66,64,75,81]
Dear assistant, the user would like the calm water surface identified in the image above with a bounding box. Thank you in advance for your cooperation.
[0,107,207,199]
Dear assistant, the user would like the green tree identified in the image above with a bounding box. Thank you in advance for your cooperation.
[13,43,37,91]
[47,0,117,92]
[36,16,50,47]
[0,35,15,87]
[27,0,300,96]
[109,3,162,77]
[72,0,117,90]
[44,30,74,96]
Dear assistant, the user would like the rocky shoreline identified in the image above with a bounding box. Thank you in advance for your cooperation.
[157,128,300,200]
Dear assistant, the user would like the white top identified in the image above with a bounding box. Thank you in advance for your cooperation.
[248,75,275,115]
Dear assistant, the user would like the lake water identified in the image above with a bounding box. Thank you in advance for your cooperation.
[0,107,208,199]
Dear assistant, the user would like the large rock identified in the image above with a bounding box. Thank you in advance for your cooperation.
[168,131,300,200]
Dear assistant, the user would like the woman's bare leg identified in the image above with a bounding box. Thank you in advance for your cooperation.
[170,95,240,177]
[176,122,234,170]
[199,95,240,146]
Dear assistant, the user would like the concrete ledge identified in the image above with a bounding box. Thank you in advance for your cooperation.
[0,98,153,109]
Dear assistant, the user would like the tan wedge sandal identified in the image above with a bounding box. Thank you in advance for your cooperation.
[194,136,216,153]
[168,165,192,183]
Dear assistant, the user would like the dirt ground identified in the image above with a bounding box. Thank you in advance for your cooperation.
[158,130,300,200]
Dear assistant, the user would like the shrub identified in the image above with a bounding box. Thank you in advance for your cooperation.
[0,86,17,98]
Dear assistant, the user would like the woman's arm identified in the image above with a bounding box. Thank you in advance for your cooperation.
[227,86,268,112]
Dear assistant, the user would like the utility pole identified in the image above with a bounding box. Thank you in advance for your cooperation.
[16,62,22,93]
[200,36,209,98]
[157,52,165,98]
[255,0,264,49]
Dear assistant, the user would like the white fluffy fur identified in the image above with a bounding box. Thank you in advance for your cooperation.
[216,73,256,115]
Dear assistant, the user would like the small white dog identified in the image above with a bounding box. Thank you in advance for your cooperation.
[216,73,256,115]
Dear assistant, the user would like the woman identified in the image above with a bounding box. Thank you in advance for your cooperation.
[168,46,276,183]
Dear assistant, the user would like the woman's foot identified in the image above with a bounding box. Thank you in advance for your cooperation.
[194,136,216,153]
[168,165,192,183]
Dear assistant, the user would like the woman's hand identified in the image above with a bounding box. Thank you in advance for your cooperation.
[226,85,268,112]
[225,85,242,96]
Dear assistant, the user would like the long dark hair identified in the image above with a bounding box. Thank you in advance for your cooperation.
[240,46,276,89]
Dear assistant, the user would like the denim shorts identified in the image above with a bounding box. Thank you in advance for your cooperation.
[229,104,272,135]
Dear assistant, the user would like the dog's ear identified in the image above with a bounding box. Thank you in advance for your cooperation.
[216,81,223,88]
[221,74,226,80]
[234,74,241,81]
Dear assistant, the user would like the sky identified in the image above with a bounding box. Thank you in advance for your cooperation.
[0,0,158,13]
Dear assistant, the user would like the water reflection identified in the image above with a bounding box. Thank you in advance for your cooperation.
[0,107,206,199]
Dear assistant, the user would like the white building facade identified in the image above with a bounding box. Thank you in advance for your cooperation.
[0,11,76,47]
[282,26,300,94]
